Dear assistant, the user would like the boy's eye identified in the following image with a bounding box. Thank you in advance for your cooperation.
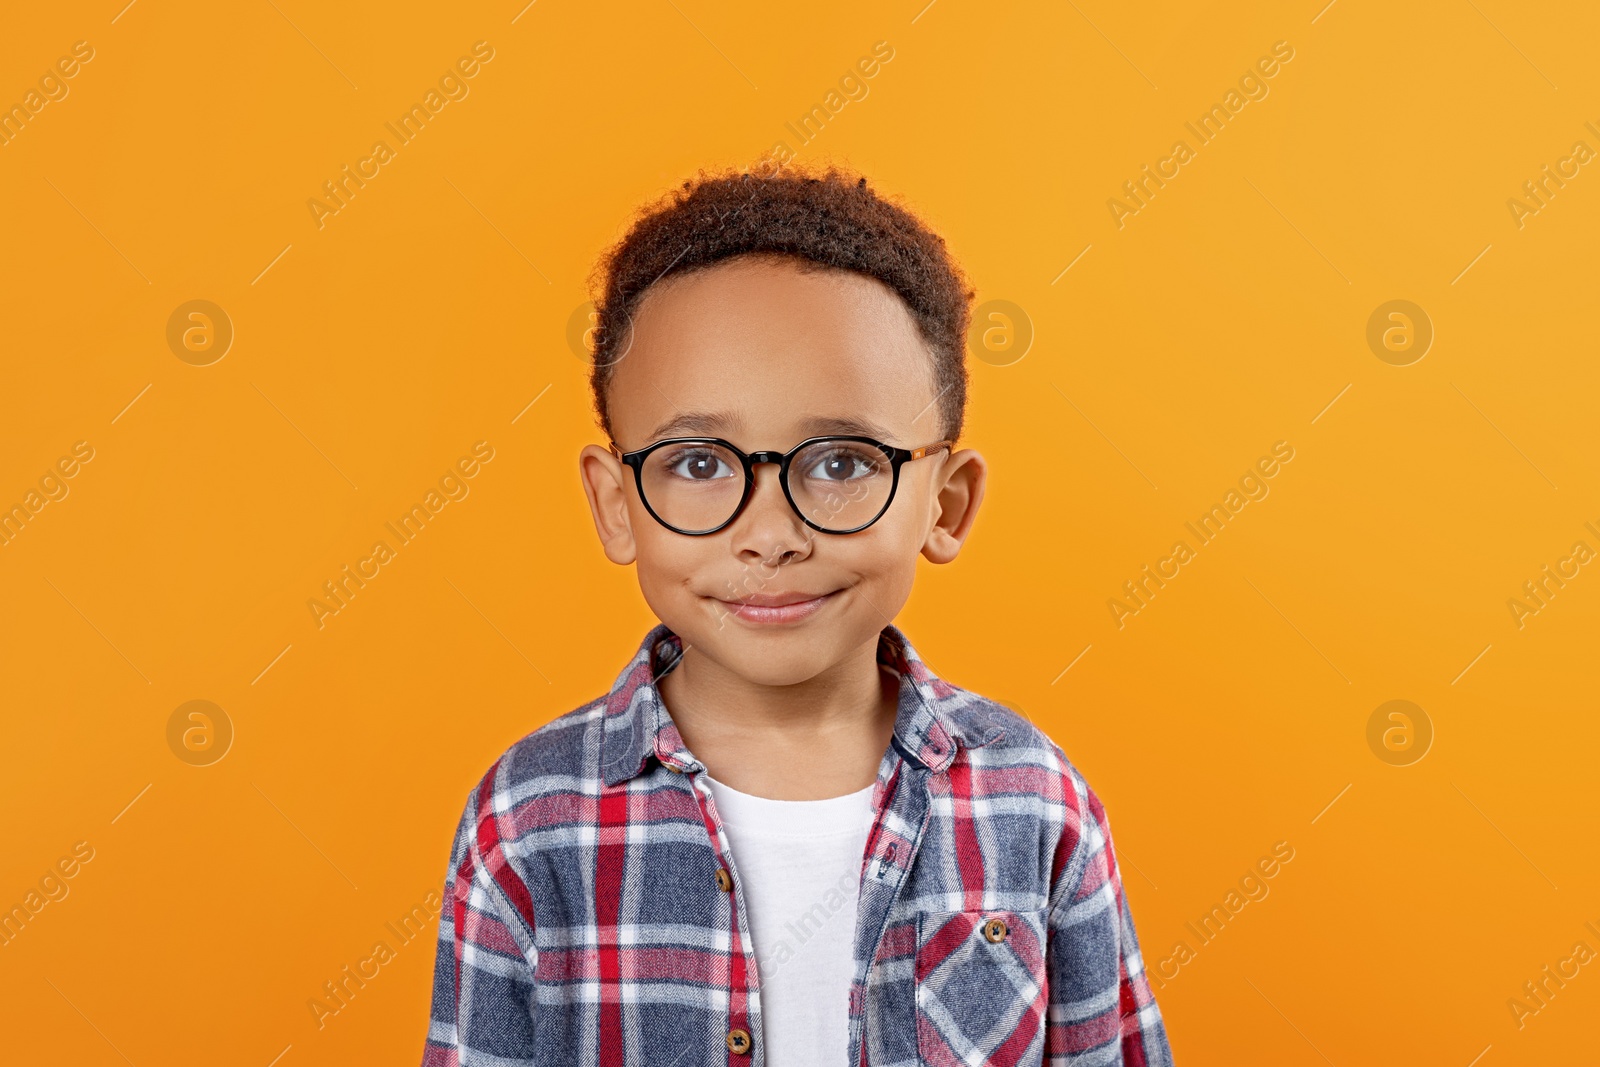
[802,446,881,482]
[662,448,736,481]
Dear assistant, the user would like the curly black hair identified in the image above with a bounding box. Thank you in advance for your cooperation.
[585,161,974,448]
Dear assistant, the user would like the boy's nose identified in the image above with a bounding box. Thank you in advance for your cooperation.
[734,461,813,559]
[746,460,792,515]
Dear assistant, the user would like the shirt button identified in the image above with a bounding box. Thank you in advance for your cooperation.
[982,917,1009,943]
[666,763,682,773]
[726,1027,752,1054]
[715,867,733,892]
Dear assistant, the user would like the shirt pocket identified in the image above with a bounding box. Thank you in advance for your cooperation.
[914,908,1049,1067]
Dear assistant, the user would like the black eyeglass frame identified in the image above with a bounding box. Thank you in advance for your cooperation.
[608,434,954,536]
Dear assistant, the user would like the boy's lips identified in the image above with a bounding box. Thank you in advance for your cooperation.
[710,589,840,623]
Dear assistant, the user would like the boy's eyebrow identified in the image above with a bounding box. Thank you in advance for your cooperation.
[645,411,900,442]
[799,414,899,440]
[646,411,737,440]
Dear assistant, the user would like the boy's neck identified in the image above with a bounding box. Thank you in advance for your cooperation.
[656,634,900,802]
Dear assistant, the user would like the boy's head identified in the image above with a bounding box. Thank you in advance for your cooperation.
[577,163,987,685]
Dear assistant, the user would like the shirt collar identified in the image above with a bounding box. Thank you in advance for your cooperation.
[598,621,1005,787]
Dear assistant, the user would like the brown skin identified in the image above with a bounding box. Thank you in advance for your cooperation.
[578,256,986,800]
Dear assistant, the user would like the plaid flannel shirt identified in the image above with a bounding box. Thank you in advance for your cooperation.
[423,621,1173,1066]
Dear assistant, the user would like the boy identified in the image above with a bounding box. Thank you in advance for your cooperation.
[422,165,1173,1066]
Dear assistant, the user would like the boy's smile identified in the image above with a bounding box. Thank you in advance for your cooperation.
[578,253,986,796]
[715,588,839,625]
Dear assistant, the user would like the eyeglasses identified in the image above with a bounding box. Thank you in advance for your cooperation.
[609,435,954,536]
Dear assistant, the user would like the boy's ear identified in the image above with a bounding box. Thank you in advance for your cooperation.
[921,447,986,564]
[578,444,639,564]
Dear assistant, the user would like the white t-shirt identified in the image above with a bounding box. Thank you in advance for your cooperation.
[702,773,876,1066]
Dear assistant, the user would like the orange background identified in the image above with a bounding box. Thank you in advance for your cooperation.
[2,0,1597,1063]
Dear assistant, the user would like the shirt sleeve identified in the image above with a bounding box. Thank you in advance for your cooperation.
[422,778,541,1067]
[1044,771,1174,1066]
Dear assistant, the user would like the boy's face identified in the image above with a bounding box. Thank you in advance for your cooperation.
[578,255,986,686]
